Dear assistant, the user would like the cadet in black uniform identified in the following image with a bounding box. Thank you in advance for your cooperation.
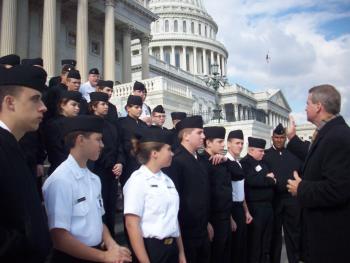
[96,80,119,125]
[200,127,244,263]
[89,92,125,238]
[44,90,82,175]
[65,69,89,115]
[165,116,211,263]
[150,105,168,130]
[0,53,20,68]
[0,64,51,262]
[169,111,186,151]
[48,59,76,89]
[240,137,276,263]
[118,95,148,187]
[264,124,302,263]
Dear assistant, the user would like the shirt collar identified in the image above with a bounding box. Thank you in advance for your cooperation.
[140,165,164,180]
[0,120,11,132]
[66,154,96,180]
[317,114,339,132]
[226,151,238,162]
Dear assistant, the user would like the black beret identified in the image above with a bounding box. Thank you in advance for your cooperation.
[133,81,145,91]
[0,54,20,66]
[49,76,61,88]
[90,92,109,103]
[60,91,82,102]
[61,64,74,74]
[63,115,104,136]
[204,126,226,139]
[228,130,244,140]
[61,59,76,67]
[248,137,266,149]
[21,58,43,67]
[89,68,99,75]
[67,69,81,79]
[176,115,203,131]
[97,80,113,88]
[0,65,47,92]
[273,123,285,135]
[152,105,165,113]
[171,112,187,121]
[136,128,173,145]
[127,95,143,106]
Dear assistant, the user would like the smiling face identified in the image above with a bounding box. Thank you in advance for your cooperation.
[272,133,286,150]
[227,138,244,157]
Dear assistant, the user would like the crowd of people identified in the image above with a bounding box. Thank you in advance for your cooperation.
[0,53,349,263]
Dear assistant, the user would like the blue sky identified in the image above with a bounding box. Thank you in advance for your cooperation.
[203,0,350,123]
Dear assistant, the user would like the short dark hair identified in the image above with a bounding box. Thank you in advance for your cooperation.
[64,131,93,149]
[309,84,341,115]
[88,101,99,114]
[0,85,23,111]
[130,140,165,164]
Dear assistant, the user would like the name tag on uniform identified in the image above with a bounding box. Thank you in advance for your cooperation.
[255,165,262,172]
[167,186,175,189]
[150,184,158,188]
[76,197,86,203]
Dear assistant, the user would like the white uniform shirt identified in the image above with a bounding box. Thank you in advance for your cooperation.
[123,165,180,239]
[79,81,95,102]
[226,152,245,202]
[42,154,105,246]
[140,103,151,119]
[0,120,10,132]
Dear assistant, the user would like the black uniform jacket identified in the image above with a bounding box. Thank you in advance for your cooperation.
[118,116,148,186]
[264,147,302,196]
[0,128,51,262]
[287,116,350,263]
[240,154,275,203]
[165,145,210,239]
[43,115,69,175]
[105,102,119,126]
[200,151,244,219]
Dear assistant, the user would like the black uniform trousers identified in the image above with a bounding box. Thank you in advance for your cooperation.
[231,201,247,263]
[143,238,179,263]
[247,202,273,263]
[183,236,210,263]
[271,197,300,263]
[210,215,231,263]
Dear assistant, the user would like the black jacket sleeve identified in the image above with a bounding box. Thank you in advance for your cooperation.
[287,135,310,161]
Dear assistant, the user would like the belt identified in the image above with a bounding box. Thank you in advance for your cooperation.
[164,237,174,245]
[144,237,174,245]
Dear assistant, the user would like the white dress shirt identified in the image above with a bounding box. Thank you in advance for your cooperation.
[0,120,11,132]
[79,81,95,102]
[43,154,104,246]
[226,152,245,202]
[123,165,180,239]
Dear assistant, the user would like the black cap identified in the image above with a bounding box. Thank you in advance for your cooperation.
[49,76,61,88]
[176,116,203,131]
[136,128,173,145]
[133,81,145,91]
[0,65,47,92]
[127,95,143,107]
[273,123,285,135]
[67,69,81,79]
[90,92,109,103]
[61,59,76,67]
[171,112,187,121]
[63,115,104,136]
[97,80,113,88]
[228,130,244,140]
[21,58,43,67]
[62,64,74,74]
[60,91,82,102]
[204,126,226,139]
[152,105,165,114]
[89,68,99,75]
[248,137,266,149]
[0,54,20,66]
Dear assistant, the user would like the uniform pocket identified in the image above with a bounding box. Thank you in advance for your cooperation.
[72,200,89,216]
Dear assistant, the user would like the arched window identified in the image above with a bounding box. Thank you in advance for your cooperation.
[205,26,207,37]
[183,20,187,33]
[191,22,194,33]
[165,20,169,32]
[174,20,178,32]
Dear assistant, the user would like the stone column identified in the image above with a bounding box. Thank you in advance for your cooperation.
[202,49,207,75]
[42,0,56,78]
[0,0,17,56]
[141,35,150,79]
[16,0,29,58]
[122,26,132,83]
[149,47,153,56]
[221,56,225,76]
[210,51,214,72]
[171,45,175,66]
[193,46,197,74]
[55,0,62,73]
[234,104,239,121]
[160,46,164,61]
[181,46,186,70]
[104,0,115,82]
[76,0,88,82]
[216,53,221,75]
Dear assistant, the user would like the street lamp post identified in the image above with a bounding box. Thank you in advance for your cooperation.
[203,64,227,122]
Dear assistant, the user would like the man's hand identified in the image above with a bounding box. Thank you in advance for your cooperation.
[209,154,227,165]
[103,244,132,263]
[286,115,297,140]
[230,216,237,232]
[245,211,253,224]
[207,223,214,242]
[287,171,302,196]
[266,172,276,183]
[112,163,123,177]
[36,164,44,178]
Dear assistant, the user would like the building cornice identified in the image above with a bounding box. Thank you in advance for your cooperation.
[120,0,159,21]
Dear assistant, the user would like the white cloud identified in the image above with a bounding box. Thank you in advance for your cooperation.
[203,0,350,122]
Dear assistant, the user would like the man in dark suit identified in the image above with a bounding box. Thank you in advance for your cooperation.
[287,84,350,263]
[0,64,51,262]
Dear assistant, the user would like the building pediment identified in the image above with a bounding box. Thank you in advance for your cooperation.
[268,90,291,111]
